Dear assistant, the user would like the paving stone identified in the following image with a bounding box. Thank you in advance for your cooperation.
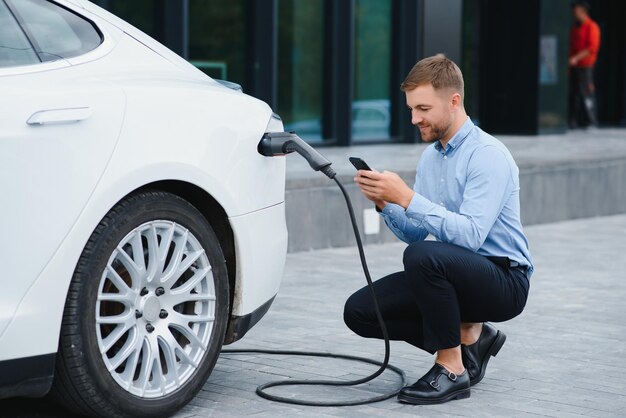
[3,214,626,417]
[173,214,626,417]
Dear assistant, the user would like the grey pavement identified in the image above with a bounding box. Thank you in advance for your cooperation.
[282,128,626,251]
[175,214,626,417]
[284,127,626,187]
[2,214,625,417]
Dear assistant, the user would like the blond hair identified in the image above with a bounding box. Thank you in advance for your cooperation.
[400,54,464,100]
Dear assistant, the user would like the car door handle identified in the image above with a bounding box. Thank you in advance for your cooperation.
[27,107,92,125]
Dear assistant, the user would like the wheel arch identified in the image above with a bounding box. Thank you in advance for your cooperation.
[134,180,237,329]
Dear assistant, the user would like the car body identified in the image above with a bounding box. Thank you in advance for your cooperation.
[0,0,287,416]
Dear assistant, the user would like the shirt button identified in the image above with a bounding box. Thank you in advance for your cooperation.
[440,178,444,182]
[443,156,448,160]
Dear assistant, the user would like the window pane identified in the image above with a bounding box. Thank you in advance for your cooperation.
[0,2,39,68]
[188,0,246,84]
[8,0,102,62]
[278,0,324,143]
[92,0,157,36]
[462,1,480,123]
[353,0,391,141]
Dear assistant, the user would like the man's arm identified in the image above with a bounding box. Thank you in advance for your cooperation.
[570,22,601,66]
[380,203,430,243]
[355,146,514,251]
[355,170,429,243]
[405,146,513,251]
[569,49,590,66]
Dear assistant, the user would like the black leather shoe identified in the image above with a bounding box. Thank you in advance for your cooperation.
[461,323,506,386]
[397,364,470,405]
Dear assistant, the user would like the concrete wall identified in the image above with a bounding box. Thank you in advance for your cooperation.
[520,157,626,224]
[284,156,626,252]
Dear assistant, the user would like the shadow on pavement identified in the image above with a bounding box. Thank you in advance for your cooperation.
[0,396,81,418]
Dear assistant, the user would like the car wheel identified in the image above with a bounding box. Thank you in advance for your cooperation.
[51,191,229,418]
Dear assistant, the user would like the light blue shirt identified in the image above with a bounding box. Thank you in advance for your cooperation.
[380,117,534,276]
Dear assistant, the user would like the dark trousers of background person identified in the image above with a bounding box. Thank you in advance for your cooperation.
[343,241,529,354]
[569,67,598,128]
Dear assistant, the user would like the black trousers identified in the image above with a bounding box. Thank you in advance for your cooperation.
[343,241,530,354]
[569,66,598,128]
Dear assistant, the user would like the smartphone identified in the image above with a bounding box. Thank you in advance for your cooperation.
[349,157,372,171]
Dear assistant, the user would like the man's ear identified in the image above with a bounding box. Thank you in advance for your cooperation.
[451,92,462,110]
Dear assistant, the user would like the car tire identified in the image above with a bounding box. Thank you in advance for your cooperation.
[51,191,229,418]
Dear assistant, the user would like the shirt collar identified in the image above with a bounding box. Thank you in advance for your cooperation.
[434,117,474,152]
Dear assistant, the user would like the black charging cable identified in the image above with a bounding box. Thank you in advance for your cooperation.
[221,170,407,406]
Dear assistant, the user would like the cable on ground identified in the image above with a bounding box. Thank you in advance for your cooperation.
[221,176,407,406]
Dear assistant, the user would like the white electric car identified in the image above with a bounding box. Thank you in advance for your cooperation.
[0,0,288,417]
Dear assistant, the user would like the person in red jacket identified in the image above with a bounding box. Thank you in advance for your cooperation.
[569,1,601,129]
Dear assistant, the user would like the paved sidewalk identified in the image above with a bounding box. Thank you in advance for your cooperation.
[284,127,626,185]
[281,128,626,251]
[2,214,625,417]
[176,214,626,417]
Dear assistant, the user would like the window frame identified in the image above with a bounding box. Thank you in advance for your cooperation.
[0,0,41,66]
[6,0,104,63]
[0,0,116,77]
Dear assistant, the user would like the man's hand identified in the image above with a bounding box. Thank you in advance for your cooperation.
[354,170,415,209]
[569,49,590,66]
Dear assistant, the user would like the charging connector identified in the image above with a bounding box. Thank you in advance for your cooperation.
[258,132,336,179]
[221,133,406,406]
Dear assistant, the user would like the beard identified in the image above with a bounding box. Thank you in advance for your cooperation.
[418,120,452,143]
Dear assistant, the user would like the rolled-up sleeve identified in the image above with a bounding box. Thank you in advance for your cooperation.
[379,203,429,244]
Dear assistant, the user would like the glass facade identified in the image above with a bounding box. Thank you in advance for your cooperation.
[91,0,411,145]
[92,0,625,142]
[353,0,392,141]
[537,0,570,134]
[188,0,246,83]
[93,0,158,35]
[277,0,324,142]
[461,1,480,124]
